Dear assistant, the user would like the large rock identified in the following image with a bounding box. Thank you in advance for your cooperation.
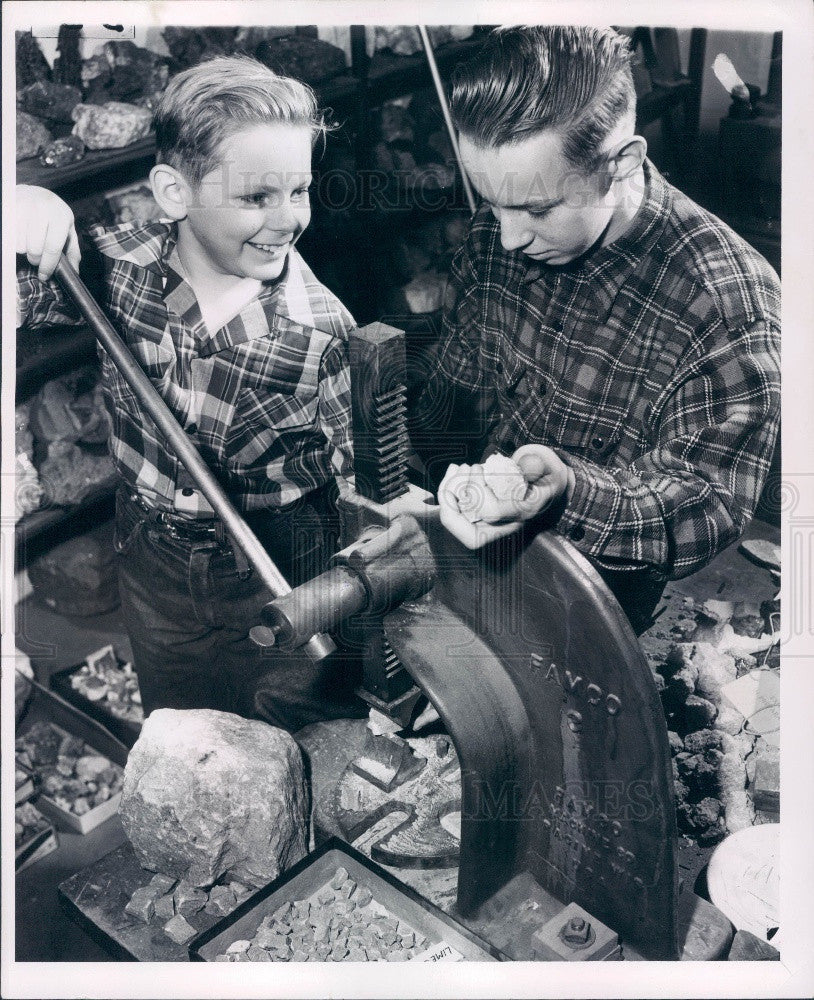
[120,709,308,888]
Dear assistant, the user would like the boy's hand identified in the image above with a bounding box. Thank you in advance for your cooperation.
[16,185,80,281]
[437,445,573,550]
[381,482,439,521]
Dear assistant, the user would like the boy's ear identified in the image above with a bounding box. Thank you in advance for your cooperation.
[149,164,191,220]
[604,134,647,184]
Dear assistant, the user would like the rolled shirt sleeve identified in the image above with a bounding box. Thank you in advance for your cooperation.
[555,319,780,579]
[16,264,81,329]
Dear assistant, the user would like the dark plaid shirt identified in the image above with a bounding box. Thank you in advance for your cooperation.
[18,222,355,515]
[428,161,780,580]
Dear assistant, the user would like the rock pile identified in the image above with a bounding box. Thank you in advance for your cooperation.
[656,596,780,845]
[124,871,254,945]
[214,866,431,962]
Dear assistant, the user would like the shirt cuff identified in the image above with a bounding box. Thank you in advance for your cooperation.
[553,452,670,573]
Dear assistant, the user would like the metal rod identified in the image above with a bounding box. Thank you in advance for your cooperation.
[417,24,478,216]
[54,257,335,661]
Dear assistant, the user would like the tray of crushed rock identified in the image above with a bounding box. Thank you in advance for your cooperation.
[190,838,501,962]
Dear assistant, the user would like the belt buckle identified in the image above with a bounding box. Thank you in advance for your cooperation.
[158,512,181,539]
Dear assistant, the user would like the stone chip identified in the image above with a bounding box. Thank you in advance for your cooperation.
[163,913,197,944]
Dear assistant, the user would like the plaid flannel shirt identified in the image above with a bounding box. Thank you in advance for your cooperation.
[426,161,780,580]
[18,221,355,514]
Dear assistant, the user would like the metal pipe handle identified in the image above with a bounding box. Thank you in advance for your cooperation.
[55,256,335,661]
[417,24,478,215]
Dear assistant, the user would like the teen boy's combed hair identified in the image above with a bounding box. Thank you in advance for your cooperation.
[450,26,636,174]
[154,55,327,184]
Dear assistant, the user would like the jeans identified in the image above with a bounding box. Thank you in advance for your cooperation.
[113,485,364,733]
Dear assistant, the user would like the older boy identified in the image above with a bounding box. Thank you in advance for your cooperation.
[17,57,364,730]
[415,27,780,632]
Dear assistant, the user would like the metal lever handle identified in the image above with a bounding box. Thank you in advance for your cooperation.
[54,256,335,661]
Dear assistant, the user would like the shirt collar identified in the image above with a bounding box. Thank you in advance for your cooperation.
[521,159,672,321]
[90,220,178,276]
[94,221,323,340]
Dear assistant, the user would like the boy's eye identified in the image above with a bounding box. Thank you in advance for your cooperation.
[527,206,553,218]
[291,186,310,201]
[239,193,272,207]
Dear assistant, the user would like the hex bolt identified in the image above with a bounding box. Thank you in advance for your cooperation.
[561,915,593,946]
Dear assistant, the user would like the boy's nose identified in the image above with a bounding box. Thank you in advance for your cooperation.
[496,209,534,253]
[264,200,298,233]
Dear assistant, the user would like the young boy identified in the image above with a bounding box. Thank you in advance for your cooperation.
[17,56,365,732]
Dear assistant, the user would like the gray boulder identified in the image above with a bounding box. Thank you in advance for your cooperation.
[119,709,308,888]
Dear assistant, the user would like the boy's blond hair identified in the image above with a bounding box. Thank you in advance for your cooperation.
[154,55,326,184]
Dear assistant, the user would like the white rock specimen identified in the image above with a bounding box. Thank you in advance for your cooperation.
[71,101,151,149]
[119,709,308,889]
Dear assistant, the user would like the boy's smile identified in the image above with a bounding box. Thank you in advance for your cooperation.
[177,122,313,287]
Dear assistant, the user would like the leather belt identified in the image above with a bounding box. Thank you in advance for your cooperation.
[128,492,220,541]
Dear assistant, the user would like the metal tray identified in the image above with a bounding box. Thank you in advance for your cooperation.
[190,838,502,962]
[50,650,143,748]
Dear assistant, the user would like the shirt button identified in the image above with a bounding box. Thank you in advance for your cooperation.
[570,524,585,542]
[181,487,195,497]
[186,422,198,435]
[591,436,604,451]
[503,440,516,454]
[496,362,504,374]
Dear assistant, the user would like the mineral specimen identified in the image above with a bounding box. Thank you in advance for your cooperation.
[18,81,82,126]
[37,440,116,507]
[119,709,308,889]
[17,111,52,160]
[39,135,86,168]
[82,41,170,105]
[161,27,238,70]
[71,101,152,150]
[27,522,120,617]
[254,36,346,84]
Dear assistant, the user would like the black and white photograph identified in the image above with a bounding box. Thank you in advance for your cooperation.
[2,1,812,997]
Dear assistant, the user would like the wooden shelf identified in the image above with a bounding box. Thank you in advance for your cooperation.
[17,136,157,191]
[15,475,118,562]
[363,39,484,104]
